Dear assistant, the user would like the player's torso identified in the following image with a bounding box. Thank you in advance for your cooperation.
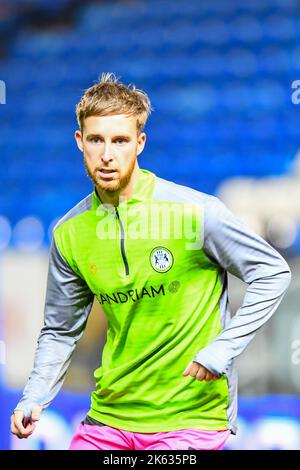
[55,198,212,306]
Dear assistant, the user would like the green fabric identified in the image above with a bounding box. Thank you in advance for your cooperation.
[54,169,229,432]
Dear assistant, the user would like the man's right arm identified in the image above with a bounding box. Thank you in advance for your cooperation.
[11,237,94,436]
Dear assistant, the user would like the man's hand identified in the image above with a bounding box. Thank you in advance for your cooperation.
[182,361,219,381]
[10,405,42,439]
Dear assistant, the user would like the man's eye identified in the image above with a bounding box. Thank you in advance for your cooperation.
[115,139,126,144]
[92,138,100,143]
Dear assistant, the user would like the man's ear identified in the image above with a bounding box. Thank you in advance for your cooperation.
[137,132,146,156]
[75,130,83,152]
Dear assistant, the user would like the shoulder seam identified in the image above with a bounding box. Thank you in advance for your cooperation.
[53,193,93,233]
[154,176,219,205]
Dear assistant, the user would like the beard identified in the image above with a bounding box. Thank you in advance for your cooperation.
[84,155,137,194]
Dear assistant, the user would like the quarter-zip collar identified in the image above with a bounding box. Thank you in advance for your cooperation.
[92,169,156,210]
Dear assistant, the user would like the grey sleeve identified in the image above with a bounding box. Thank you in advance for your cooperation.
[14,238,94,418]
[193,196,291,377]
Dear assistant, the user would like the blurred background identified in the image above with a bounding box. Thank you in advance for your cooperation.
[1,0,300,450]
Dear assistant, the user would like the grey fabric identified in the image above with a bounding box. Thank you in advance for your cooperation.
[153,178,291,375]
[15,174,291,432]
[82,415,105,426]
[153,176,291,433]
[15,194,94,417]
[194,196,291,376]
[14,238,94,418]
[54,193,93,230]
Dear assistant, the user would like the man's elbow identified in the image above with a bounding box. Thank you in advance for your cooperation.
[283,265,292,287]
[259,259,292,295]
[276,260,292,292]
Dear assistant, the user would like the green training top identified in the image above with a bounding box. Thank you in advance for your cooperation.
[15,169,291,434]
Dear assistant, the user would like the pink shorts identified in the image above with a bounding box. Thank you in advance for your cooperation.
[69,422,231,450]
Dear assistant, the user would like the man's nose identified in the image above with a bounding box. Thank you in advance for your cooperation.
[101,144,114,163]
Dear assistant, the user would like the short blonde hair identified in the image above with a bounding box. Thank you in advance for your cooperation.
[76,72,152,133]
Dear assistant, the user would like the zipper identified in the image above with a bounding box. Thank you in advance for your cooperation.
[115,207,129,276]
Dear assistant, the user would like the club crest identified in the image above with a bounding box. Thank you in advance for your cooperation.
[150,247,173,273]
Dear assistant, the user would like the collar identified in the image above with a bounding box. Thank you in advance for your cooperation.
[92,168,156,209]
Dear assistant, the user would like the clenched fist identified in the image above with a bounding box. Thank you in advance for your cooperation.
[11,405,42,439]
[182,361,219,381]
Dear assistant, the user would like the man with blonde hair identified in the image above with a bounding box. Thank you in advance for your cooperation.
[11,73,291,450]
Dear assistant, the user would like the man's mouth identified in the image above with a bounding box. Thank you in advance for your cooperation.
[97,169,117,179]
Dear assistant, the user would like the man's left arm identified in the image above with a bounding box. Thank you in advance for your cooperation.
[192,196,291,378]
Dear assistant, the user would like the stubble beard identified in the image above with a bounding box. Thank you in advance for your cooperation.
[84,155,137,195]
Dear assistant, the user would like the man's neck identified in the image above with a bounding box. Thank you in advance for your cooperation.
[96,165,140,207]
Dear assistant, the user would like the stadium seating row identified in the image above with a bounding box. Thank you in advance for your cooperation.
[0,0,299,251]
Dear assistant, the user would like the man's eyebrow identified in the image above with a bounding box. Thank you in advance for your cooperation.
[112,134,131,140]
[86,133,131,139]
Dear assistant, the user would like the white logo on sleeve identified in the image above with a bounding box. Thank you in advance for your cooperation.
[150,247,173,273]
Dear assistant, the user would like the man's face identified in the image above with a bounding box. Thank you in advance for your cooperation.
[75,114,146,193]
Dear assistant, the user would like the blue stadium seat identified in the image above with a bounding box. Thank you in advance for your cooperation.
[0,0,298,243]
